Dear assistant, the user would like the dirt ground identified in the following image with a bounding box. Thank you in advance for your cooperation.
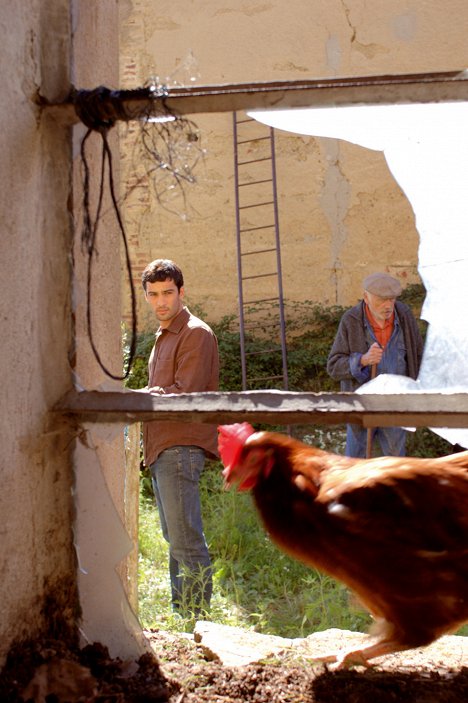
[1,628,467,702]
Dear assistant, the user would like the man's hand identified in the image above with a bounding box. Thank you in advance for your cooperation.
[147,385,165,395]
[361,342,383,367]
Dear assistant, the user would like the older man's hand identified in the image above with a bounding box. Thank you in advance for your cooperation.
[361,342,383,367]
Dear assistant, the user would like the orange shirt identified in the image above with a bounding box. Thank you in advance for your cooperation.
[365,304,394,349]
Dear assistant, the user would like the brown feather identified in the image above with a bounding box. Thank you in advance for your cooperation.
[226,430,468,666]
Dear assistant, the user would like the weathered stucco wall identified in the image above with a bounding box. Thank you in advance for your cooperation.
[0,0,136,670]
[71,0,142,657]
[119,0,468,328]
[0,1,77,667]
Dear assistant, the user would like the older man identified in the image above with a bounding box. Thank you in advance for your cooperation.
[327,272,423,457]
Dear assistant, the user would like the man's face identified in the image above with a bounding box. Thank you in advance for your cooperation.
[145,278,184,328]
[364,291,396,324]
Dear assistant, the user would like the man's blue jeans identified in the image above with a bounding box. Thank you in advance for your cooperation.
[346,424,407,458]
[150,446,212,616]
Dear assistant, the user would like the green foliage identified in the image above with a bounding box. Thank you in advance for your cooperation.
[398,282,428,339]
[406,427,453,457]
[122,326,154,390]
[210,314,243,391]
[399,282,426,313]
[283,300,347,392]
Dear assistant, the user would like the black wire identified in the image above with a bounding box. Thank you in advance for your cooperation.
[80,128,137,380]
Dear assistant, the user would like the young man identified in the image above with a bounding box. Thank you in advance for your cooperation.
[141,259,219,617]
[327,272,423,457]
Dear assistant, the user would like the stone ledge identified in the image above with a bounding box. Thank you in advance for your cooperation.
[193,621,468,670]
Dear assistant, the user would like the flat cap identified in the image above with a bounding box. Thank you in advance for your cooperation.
[363,272,402,298]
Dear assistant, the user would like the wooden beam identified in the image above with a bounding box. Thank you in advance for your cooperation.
[55,389,468,428]
[46,69,468,125]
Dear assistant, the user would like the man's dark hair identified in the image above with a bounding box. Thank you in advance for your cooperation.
[141,259,184,292]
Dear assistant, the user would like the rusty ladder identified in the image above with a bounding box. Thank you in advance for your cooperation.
[232,112,289,391]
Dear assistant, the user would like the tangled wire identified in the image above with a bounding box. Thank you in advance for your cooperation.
[74,85,204,379]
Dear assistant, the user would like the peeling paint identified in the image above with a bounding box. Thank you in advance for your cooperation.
[273,60,310,73]
[152,16,181,31]
[392,13,417,42]
[214,3,273,17]
[353,41,389,59]
[325,35,342,73]
[73,432,148,660]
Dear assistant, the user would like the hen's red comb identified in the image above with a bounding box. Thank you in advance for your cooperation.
[218,422,255,472]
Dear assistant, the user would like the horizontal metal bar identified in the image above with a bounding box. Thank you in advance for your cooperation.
[239,200,274,210]
[241,247,276,256]
[55,389,468,429]
[240,224,275,232]
[239,179,273,187]
[237,157,272,166]
[243,296,279,304]
[237,136,271,144]
[244,321,280,330]
[44,69,468,125]
[245,347,282,357]
[247,375,284,383]
[242,272,277,280]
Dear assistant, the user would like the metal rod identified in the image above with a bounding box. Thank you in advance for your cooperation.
[240,224,275,232]
[239,179,273,187]
[270,127,289,391]
[242,296,280,304]
[366,364,378,458]
[242,272,277,280]
[232,112,247,390]
[239,200,274,210]
[241,247,276,256]
[238,157,272,166]
[237,136,272,144]
[51,70,468,125]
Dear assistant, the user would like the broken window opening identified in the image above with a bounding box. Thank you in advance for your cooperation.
[64,70,468,660]
[248,101,468,448]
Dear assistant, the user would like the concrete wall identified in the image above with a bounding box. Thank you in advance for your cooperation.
[119,0,468,329]
[0,1,77,666]
[0,0,135,669]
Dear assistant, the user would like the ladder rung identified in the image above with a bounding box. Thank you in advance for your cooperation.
[240,224,275,233]
[243,296,279,305]
[239,201,274,210]
[236,117,256,124]
[245,348,282,357]
[239,178,273,187]
[242,272,277,281]
[247,375,284,383]
[237,136,271,145]
[238,157,272,166]
[241,247,276,256]
[244,321,280,330]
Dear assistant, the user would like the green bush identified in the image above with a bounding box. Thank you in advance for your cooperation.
[122,325,154,390]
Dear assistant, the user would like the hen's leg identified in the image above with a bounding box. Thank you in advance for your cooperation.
[315,639,410,669]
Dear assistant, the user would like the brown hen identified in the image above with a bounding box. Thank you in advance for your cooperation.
[218,422,468,668]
